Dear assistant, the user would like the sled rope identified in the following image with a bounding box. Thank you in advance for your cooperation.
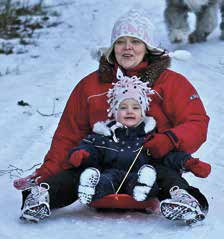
[115,146,144,197]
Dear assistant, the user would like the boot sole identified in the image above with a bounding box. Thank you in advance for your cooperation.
[160,201,205,225]
[78,168,100,204]
[21,202,50,222]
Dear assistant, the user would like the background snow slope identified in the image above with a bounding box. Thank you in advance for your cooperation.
[0,0,224,238]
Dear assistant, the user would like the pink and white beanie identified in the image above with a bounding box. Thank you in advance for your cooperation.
[104,9,163,62]
[91,9,191,62]
[111,9,162,52]
[107,68,154,119]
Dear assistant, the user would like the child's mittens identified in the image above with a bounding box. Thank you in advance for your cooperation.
[69,149,90,167]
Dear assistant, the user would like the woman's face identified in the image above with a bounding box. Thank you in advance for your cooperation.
[114,36,147,70]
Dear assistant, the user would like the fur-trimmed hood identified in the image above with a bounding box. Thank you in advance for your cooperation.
[93,116,156,137]
[98,55,171,86]
[70,117,157,171]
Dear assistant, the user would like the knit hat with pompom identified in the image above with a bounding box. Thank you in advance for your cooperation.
[105,9,164,62]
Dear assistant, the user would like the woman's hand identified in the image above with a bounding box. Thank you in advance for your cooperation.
[69,149,90,167]
[184,158,211,178]
[144,133,174,159]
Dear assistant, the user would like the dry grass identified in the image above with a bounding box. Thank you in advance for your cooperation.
[0,0,59,54]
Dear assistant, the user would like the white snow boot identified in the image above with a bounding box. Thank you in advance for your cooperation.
[78,167,100,205]
[160,186,205,225]
[20,183,50,222]
[133,165,156,201]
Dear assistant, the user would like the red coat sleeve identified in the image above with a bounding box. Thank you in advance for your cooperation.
[36,79,91,178]
[154,70,209,154]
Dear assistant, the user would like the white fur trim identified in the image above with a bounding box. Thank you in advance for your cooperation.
[92,117,156,137]
[92,121,112,136]
[144,116,156,133]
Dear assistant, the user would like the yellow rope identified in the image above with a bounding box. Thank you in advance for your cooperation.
[115,146,144,195]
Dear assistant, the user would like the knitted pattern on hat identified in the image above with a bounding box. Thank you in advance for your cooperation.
[111,9,163,53]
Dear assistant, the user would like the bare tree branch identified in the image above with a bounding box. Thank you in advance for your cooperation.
[36,98,62,117]
[0,163,41,178]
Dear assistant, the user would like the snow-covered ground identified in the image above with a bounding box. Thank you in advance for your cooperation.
[0,0,224,238]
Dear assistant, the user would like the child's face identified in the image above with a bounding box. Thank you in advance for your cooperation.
[117,98,142,127]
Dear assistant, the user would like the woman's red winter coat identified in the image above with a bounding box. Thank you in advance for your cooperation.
[35,68,209,180]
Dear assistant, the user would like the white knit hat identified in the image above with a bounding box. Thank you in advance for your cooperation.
[107,68,154,119]
[91,9,192,62]
[112,9,162,51]
[104,9,164,62]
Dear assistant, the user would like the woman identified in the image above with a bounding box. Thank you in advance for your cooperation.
[13,9,210,224]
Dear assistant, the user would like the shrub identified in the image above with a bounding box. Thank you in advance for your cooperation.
[0,0,59,54]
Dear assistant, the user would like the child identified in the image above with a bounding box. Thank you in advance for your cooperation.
[69,68,159,204]
[68,68,211,206]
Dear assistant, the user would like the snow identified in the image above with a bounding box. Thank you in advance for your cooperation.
[0,0,224,238]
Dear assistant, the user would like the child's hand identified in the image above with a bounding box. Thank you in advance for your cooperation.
[69,150,90,167]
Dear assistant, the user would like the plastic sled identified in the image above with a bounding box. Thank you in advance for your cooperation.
[90,194,160,212]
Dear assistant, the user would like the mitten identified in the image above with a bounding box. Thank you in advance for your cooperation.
[13,172,37,190]
[184,157,211,178]
[144,133,174,159]
[69,149,90,167]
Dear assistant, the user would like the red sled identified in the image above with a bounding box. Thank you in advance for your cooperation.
[90,194,160,211]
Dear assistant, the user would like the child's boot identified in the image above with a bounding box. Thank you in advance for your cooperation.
[133,164,156,201]
[78,167,100,204]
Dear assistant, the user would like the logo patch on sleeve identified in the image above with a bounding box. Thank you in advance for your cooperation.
[189,94,199,100]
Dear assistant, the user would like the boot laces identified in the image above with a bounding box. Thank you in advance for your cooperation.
[30,183,50,199]
[170,186,200,209]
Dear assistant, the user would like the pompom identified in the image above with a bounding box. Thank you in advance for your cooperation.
[168,50,192,61]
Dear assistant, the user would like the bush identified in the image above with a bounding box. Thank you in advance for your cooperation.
[0,0,59,54]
